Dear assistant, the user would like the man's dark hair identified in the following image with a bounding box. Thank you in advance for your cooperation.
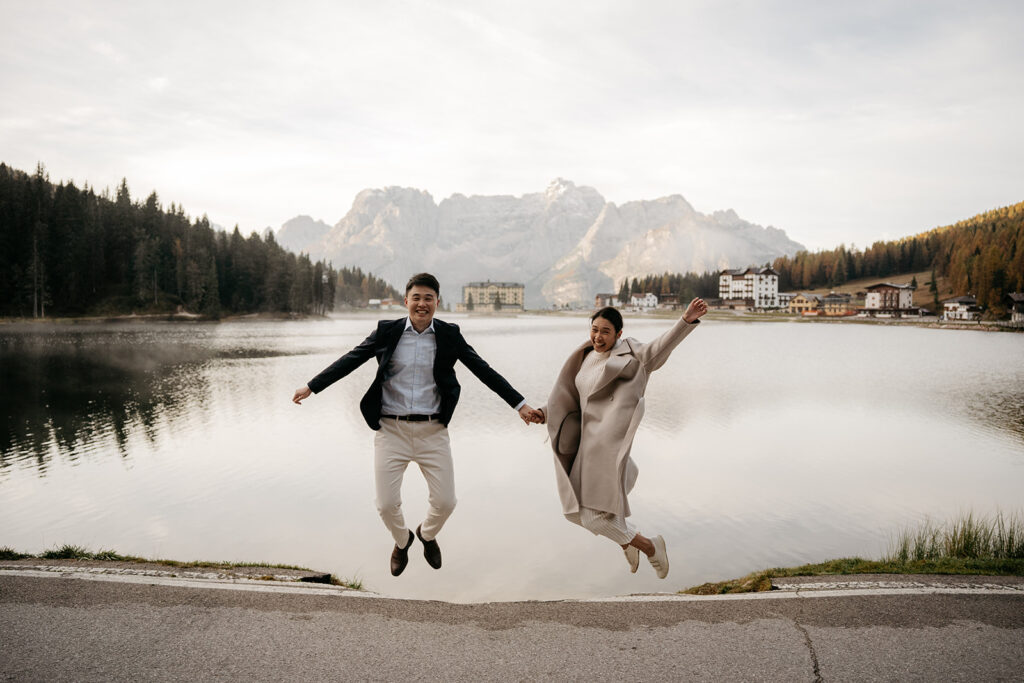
[405,272,440,296]
[591,306,623,333]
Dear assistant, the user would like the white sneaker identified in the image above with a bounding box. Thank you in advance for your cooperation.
[648,535,669,579]
[624,545,640,573]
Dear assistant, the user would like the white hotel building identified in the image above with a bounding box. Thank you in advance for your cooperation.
[718,267,780,309]
[859,283,918,317]
[456,280,525,312]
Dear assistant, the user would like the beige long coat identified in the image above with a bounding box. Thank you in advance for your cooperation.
[544,317,699,522]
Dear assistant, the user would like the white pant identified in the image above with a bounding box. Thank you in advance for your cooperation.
[573,506,638,546]
[374,418,456,546]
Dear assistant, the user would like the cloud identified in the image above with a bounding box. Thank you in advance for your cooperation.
[90,40,125,63]
[1,0,1022,251]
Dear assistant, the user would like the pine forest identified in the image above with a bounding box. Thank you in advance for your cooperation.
[0,164,398,318]
[769,201,1024,315]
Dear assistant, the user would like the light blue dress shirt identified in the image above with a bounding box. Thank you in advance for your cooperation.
[380,318,442,416]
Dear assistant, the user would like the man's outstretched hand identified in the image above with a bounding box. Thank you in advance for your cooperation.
[292,386,312,405]
[519,404,544,425]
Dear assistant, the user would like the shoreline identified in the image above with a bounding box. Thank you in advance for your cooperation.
[701,310,1024,332]
[2,309,1021,332]
[0,549,360,590]
[0,311,338,325]
[625,308,1024,332]
[3,555,1022,604]
[5,545,1022,600]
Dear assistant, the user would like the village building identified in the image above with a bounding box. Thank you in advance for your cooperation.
[822,291,855,316]
[629,292,659,311]
[456,280,525,312]
[594,293,619,308]
[942,295,983,321]
[657,293,680,310]
[718,267,780,309]
[778,292,795,309]
[859,283,918,317]
[788,293,822,315]
[1006,293,1024,323]
[368,298,404,310]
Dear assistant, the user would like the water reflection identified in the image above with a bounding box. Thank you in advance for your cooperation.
[0,324,318,475]
[0,318,1022,602]
[1,335,183,473]
[958,387,1024,442]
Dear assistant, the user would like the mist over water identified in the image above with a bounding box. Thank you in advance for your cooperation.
[1,316,1022,602]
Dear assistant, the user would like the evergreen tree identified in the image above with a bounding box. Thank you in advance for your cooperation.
[0,164,371,318]
[201,253,220,318]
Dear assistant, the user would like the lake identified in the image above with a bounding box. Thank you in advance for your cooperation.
[1,315,1022,602]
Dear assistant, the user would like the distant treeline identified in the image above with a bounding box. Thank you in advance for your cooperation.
[335,266,400,307]
[770,201,1024,313]
[617,271,720,303]
[615,201,1024,315]
[0,163,398,318]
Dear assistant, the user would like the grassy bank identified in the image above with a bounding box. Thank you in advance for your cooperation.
[684,510,1024,595]
[0,544,362,590]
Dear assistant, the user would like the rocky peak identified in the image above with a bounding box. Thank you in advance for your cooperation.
[545,177,575,199]
[275,214,332,254]
[280,180,804,308]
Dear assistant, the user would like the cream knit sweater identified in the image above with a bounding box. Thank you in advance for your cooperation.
[574,339,620,412]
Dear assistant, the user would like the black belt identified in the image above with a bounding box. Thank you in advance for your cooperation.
[381,414,441,422]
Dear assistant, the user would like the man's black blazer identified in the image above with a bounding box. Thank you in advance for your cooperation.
[307,318,524,430]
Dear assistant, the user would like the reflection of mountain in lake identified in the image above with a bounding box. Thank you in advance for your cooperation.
[0,332,213,473]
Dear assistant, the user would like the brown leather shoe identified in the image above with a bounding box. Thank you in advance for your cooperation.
[416,524,442,569]
[390,530,414,576]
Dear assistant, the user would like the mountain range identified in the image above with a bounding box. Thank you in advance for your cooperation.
[275,179,805,308]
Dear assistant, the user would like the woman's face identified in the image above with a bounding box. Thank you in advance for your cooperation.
[590,316,622,353]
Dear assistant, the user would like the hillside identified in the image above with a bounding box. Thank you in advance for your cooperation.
[771,201,1023,317]
[797,269,951,308]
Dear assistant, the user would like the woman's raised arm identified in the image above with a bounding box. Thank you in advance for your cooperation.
[637,298,707,371]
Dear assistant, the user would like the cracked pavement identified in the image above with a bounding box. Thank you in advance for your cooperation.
[1,568,1022,681]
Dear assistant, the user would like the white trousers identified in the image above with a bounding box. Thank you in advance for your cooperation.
[374,418,456,546]
[573,506,638,546]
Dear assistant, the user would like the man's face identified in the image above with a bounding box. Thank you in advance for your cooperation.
[405,285,438,330]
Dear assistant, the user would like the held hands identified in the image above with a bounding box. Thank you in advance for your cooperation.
[518,404,546,425]
[292,386,312,404]
[683,297,709,323]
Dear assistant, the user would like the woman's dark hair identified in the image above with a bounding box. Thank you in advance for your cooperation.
[591,306,623,333]
[405,272,440,295]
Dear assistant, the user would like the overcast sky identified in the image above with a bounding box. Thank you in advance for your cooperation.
[2,0,1021,251]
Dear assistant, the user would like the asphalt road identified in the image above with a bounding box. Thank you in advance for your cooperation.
[2,570,1023,682]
